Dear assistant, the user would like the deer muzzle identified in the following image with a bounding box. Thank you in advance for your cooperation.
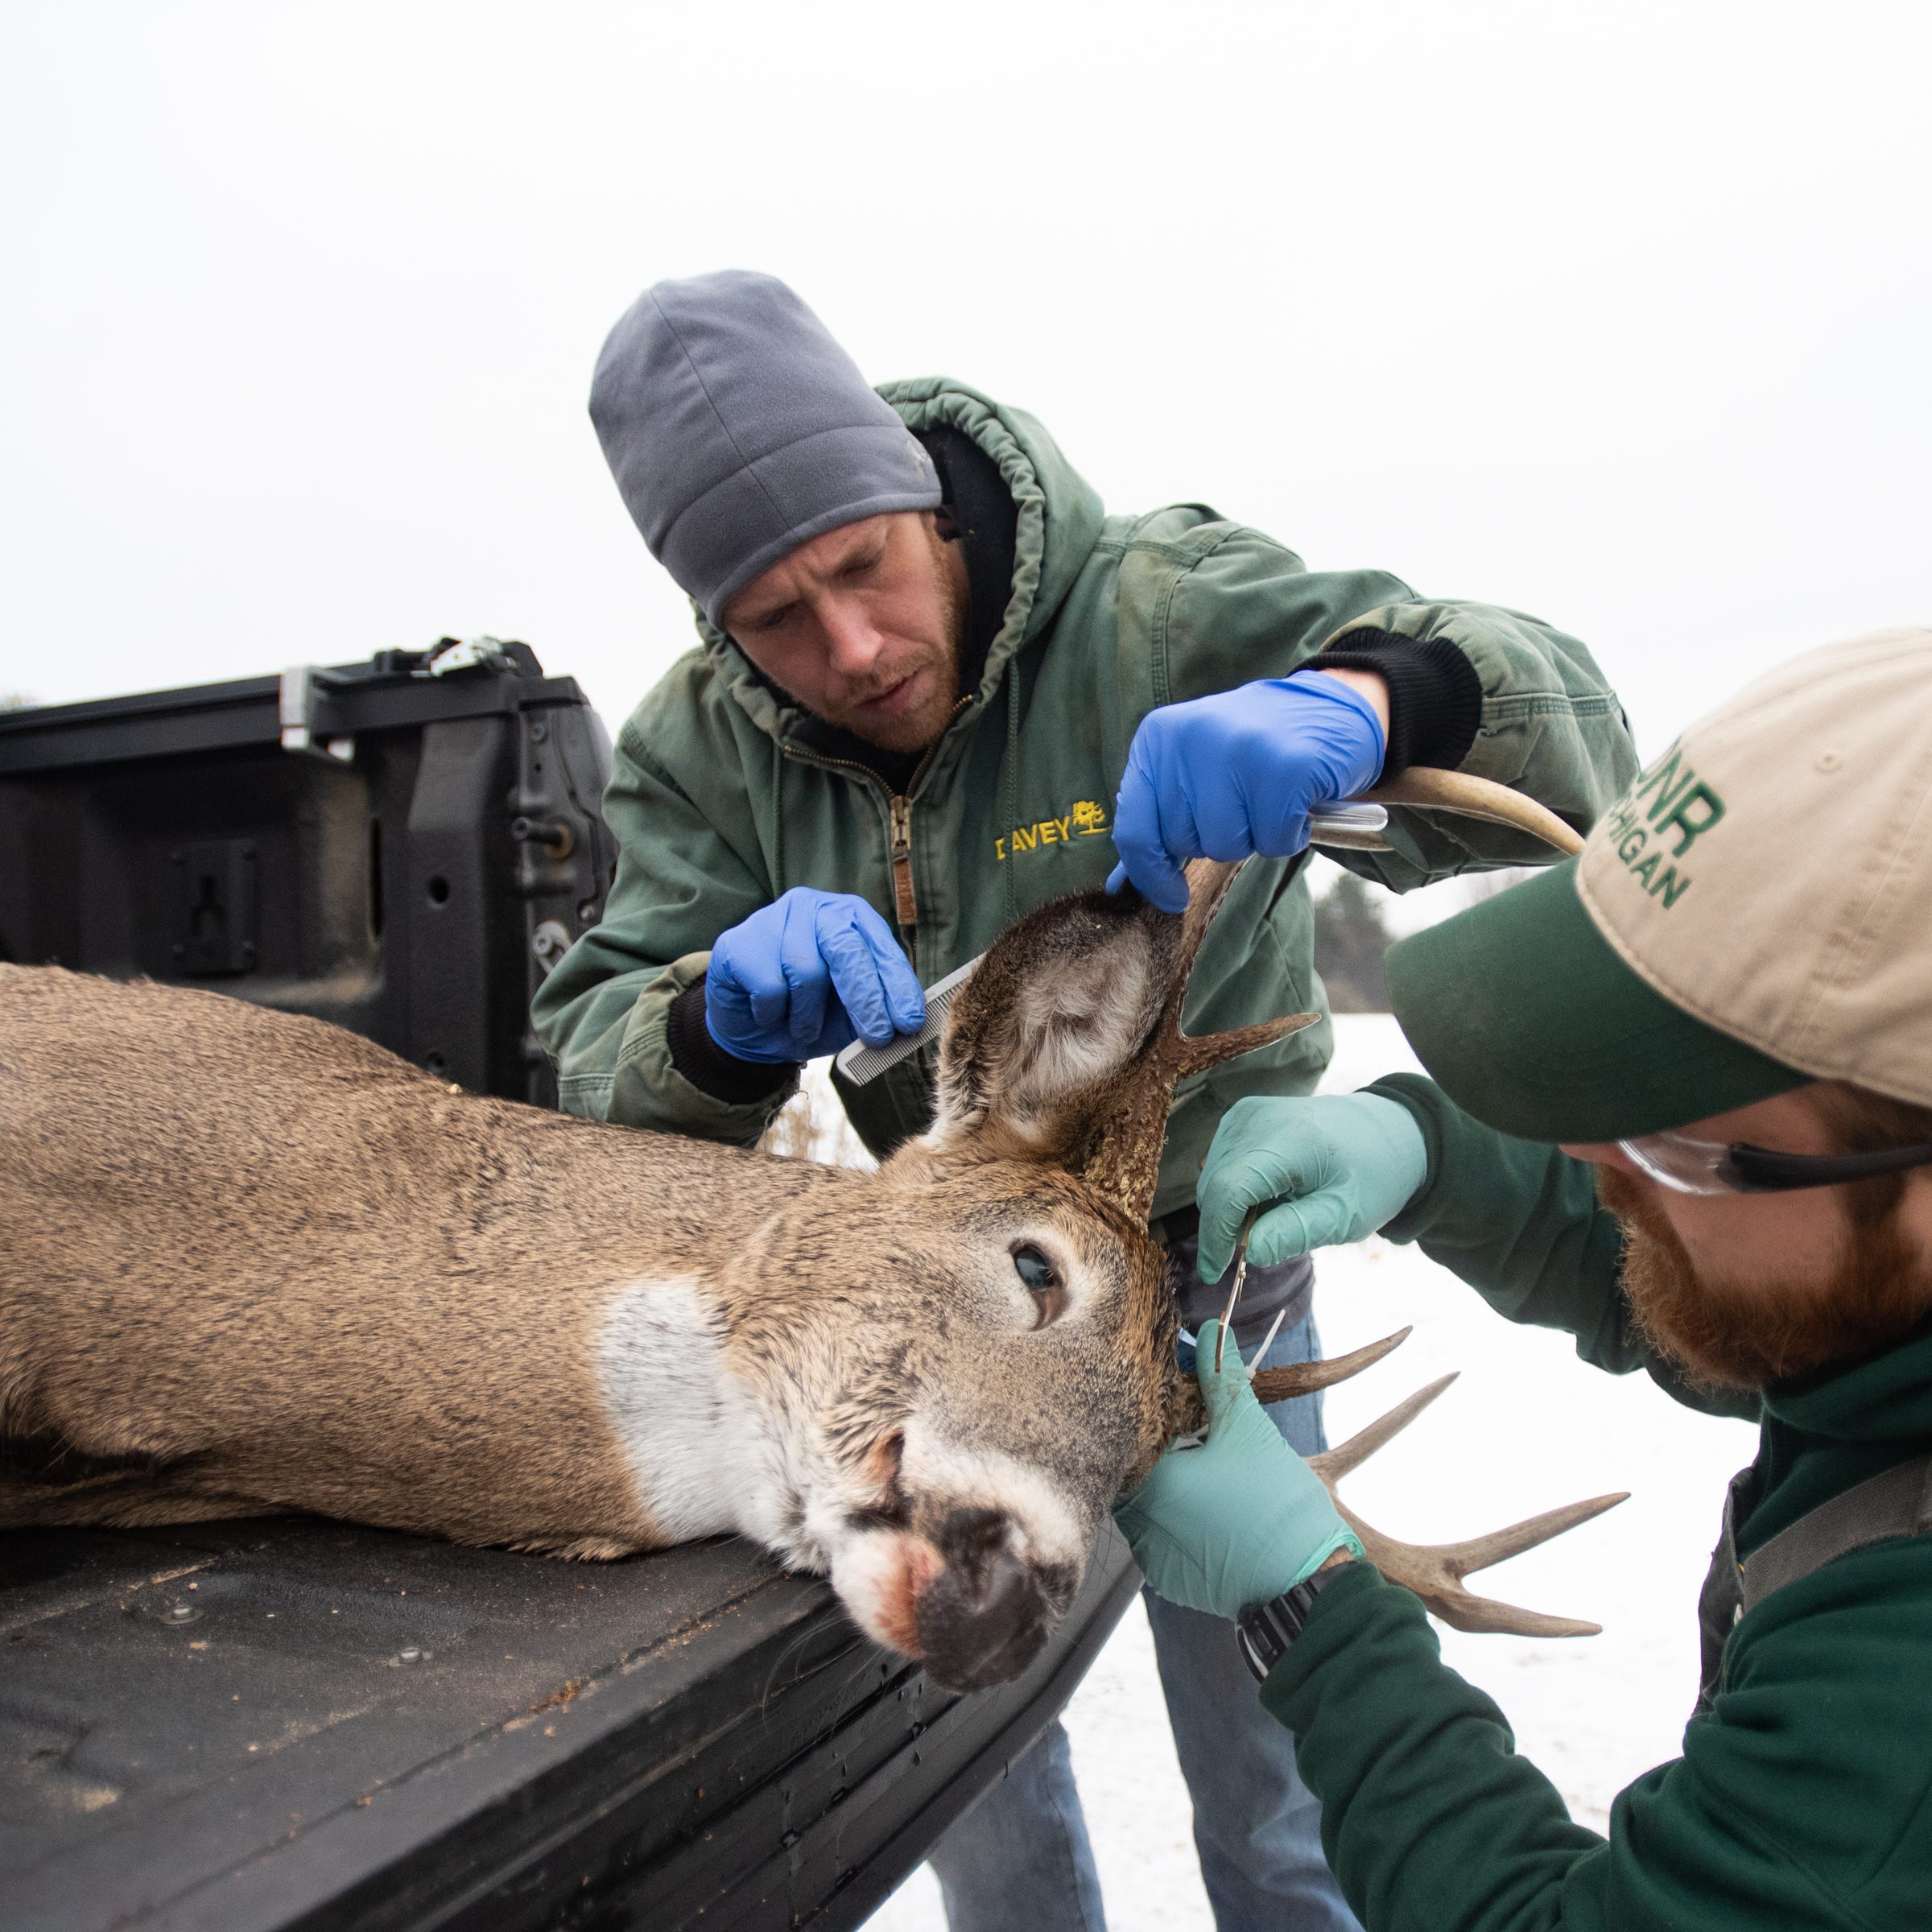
[911,1505,1076,1691]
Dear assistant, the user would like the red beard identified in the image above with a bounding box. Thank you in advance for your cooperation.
[1598,1166,1932,1390]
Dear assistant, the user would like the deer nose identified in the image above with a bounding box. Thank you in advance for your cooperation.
[912,1508,1055,1691]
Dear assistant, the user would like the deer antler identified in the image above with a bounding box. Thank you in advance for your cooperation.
[1311,1373,1628,1637]
[1269,770,1617,1629]
[1092,766,1619,1633]
[1165,1330,1626,1637]
[1165,1327,1414,1436]
[1075,857,1321,1224]
[1075,768,1583,1225]
[1352,768,1586,857]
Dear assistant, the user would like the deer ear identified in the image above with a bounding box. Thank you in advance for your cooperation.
[927,891,1179,1154]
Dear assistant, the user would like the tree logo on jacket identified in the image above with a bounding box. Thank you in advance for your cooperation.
[996,800,1111,863]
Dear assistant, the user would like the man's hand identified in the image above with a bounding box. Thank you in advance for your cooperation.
[705,888,925,1064]
[1196,1092,1430,1280]
[1114,1319,1364,1619]
[1106,669,1388,912]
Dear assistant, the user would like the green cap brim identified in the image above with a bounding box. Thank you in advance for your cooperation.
[1384,858,1808,1142]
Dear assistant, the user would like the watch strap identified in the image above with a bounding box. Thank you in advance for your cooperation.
[1236,1563,1356,1682]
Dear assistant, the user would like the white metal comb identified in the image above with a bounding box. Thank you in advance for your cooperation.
[833,953,984,1086]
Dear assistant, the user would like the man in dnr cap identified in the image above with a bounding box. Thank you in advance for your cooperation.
[534,269,1638,1931]
[1117,629,1932,1930]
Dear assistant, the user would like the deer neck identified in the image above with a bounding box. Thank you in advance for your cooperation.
[584,1145,888,1564]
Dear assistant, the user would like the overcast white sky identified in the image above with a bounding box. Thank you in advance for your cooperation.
[3,2,1926,759]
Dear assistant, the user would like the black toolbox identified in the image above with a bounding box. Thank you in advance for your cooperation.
[0,646,1136,1930]
[0,639,618,1104]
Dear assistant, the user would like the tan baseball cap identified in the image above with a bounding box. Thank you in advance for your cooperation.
[1385,627,1932,1141]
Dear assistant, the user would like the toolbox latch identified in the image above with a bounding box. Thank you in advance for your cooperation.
[170,840,259,976]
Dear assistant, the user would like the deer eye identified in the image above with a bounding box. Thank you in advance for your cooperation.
[1013,1244,1054,1290]
[1012,1244,1067,1327]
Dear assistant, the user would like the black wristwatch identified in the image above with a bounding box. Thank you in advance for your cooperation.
[1236,1563,1356,1682]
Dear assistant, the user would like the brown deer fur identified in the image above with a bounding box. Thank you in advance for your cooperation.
[0,884,1209,1690]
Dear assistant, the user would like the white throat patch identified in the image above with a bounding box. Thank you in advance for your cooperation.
[597,1278,767,1545]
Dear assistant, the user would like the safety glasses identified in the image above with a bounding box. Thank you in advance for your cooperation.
[1617,1128,1932,1196]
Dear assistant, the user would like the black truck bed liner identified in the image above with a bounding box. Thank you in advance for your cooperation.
[2,1517,1138,1931]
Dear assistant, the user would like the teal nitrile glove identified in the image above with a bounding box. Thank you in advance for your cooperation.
[1195,1092,1429,1283]
[1113,1320,1364,1618]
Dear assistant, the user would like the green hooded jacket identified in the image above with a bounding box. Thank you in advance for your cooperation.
[1257,1072,1932,1930]
[533,379,1637,1221]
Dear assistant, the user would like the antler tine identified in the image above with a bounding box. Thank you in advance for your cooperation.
[1250,1326,1411,1406]
[1166,1327,1414,1440]
[1176,856,1244,958]
[1080,857,1284,1224]
[1307,1373,1457,1482]
[1335,1508,1618,1639]
[1158,1338,1626,1636]
[1174,1013,1323,1079]
[1356,769,1585,858]
[1307,1377,1628,1638]
[1438,1491,1631,1577]
[1164,856,1287,1055]
[1166,859,1323,1075]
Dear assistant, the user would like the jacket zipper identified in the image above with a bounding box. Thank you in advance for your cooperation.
[780,698,970,963]
[889,795,918,926]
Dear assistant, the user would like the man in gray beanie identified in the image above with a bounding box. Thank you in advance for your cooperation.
[535,269,1638,1932]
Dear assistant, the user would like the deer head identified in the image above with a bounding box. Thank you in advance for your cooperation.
[741,768,1618,1686]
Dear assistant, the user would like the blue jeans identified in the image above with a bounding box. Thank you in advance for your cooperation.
[925,1312,1360,1932]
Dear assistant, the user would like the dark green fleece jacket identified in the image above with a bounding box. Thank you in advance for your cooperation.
[532,379,1636,1220]
[1261,1072,1932,1931]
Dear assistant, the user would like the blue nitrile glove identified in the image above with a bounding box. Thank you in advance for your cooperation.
[705,888,926,1064]
[1114,1319,1364,1617]
[1105,669,1386,912]
[1197,1092,1429,1282]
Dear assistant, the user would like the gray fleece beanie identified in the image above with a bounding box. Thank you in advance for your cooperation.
[588,270,943,628]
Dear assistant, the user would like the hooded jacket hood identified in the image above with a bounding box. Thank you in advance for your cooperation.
[1764,1308,1932,1445]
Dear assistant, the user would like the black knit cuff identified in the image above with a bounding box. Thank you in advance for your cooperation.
[1317,631,1482,777]
[666,983,798,1104]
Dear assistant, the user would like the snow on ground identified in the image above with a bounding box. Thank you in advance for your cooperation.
[862,1016,1758,1930]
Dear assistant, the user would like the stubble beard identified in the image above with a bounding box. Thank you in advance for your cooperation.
[1598,1166,1932,1391]
[840,529,968,754]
